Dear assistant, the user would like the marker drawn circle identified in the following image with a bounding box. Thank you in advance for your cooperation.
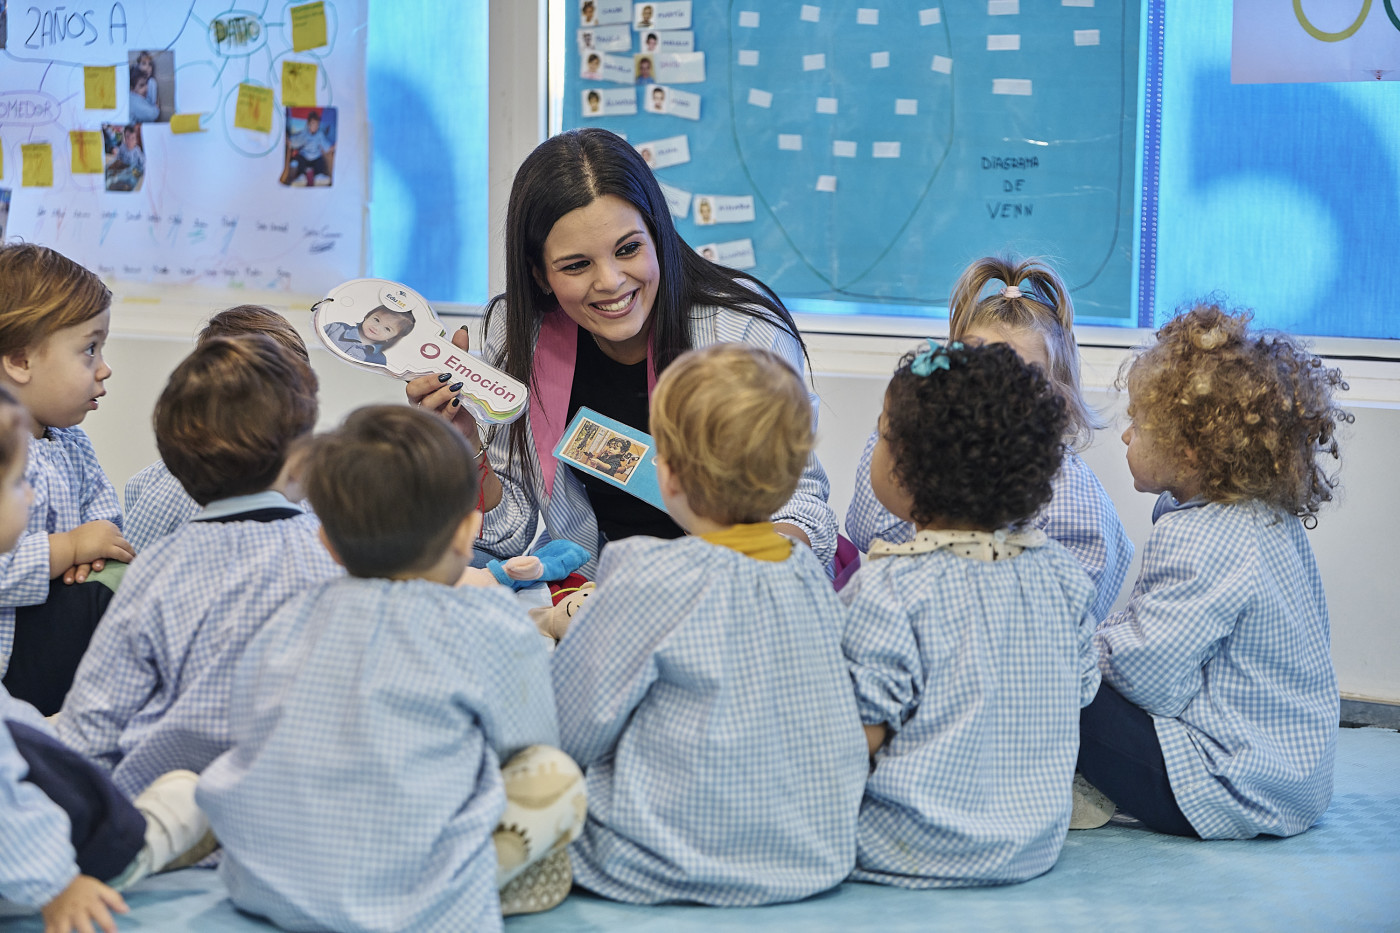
[1386,0,1400,32]
[1293,0,1371,42]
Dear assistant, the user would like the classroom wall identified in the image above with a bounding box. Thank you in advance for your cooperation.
[90,295,1400,706]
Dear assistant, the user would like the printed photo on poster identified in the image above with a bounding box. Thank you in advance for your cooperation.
[645,84,699,119]
[579,23,632,53]
[281,106,337,187]
[563,418,649,484]
[0,189,10,241]
[583,51,604,79]
[635,54,655,83]
[128,49,175,123]
[102,123,145,192]
[642,29,694,52]
[586,0,633,27]
[635,0,691,31]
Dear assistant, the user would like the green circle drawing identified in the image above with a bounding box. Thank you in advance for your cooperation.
[1293,0,1371,41]
[1386,0,1400,32]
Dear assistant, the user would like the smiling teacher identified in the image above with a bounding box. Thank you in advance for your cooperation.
[407,128,837,574]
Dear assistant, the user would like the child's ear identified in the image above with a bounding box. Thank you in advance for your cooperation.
[450,510,484,556]
[1,350,33,386]
[655,457,681,499]
[317,526,345,567]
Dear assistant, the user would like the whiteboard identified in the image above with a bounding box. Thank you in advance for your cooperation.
[0,0,367,294]
[565,0,1140,321]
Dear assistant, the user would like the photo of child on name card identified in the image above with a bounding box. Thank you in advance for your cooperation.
[583,52,604,79]
[280,106,337,187]
[583,86,639,117]
[592,0,633,27]
[580,23,631,52]
[635,0,691,30]
[645,30,694,52]
[694,194,756,224]
[128,49,174,123]
[646,84,699,119]
[564,419,648,485]
[635,134,690,169]
[635,54,655,83]
[102,123,145,192]
[694,196,715,225]
[647,85,668,113]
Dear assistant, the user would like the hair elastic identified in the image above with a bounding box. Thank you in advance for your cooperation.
[1000,285,1024,299]
[910,338,965,377]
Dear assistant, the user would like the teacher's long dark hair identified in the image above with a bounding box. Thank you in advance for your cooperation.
[484,127,806,481]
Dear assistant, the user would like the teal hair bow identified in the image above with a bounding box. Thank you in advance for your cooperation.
[910,339,964,377]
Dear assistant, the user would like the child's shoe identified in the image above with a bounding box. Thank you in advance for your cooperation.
[1069,772,1115,829]
[493,745,586,890]
[110,770,217,889]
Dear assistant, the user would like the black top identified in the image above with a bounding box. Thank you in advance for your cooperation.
[568,331,684,543]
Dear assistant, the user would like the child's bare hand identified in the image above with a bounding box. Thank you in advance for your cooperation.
[50,522,134,580]
[41,875,128,933]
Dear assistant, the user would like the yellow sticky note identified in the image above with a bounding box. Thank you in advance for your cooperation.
[84,66,117,110]
[70,131,104,173]
[22,144,54,187]
[290,2,328,52]
[282,61,317,107]
[170,113,204,134]
[234,83,275,133]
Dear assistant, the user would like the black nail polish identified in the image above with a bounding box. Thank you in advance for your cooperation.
[437,373,452,383]
[449,382,464,392]
[451,397,461,408]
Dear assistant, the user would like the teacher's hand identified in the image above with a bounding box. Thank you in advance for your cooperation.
[406,326,480,438]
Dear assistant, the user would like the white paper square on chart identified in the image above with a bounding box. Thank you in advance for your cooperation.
[931,55,953,73]
[816,96,838,113]
[738,49,759,65]
[801,5,821,22]
[920,8,941,25]
[816,175,837,192]
[738,10,759,27]
[833,140,857,157]
[1063,0,1094,7]
[987,35,1020,51]
[872,141,901,158]
[988,0,1019,14]
[804,53,826,71]
[748,88,773,107]
[1074,29,1100,46]
[778,134,803,150]
[871,51,890,68]
[857,8,879,25]
[895,98,918,115]
[992,78,1033,95]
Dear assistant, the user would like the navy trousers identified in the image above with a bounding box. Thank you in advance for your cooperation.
[3,579,114,715]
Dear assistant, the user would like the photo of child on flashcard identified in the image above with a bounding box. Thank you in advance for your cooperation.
[313,278,529,425]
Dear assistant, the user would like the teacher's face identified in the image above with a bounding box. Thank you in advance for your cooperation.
[538,194,660,364]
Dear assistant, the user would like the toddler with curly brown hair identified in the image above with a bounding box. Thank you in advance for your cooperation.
[1078,302,1349,839]
[841,339,1102,888]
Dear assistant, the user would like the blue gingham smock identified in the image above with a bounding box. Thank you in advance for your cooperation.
[845,430,1133,620]
[552,536,868,906]
[1095,500,1338,839]
[56,500,341,797]
[122,459,199,554]
[197,578,557,933]
[477,305,839,576]
[0,428,122,675]
[840,533,1100,887]
[0,686,77,909]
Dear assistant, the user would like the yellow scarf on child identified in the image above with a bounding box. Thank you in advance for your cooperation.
[698,522,792,562]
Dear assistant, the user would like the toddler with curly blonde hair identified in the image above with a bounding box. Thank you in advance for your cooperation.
[1078,302,1349,839]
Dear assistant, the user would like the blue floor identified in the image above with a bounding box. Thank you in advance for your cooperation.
[4,727,1398,932]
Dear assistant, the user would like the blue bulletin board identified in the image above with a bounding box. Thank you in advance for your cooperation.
[564,0,1141,322]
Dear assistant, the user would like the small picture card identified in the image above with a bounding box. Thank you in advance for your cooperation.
[555,408,666,511]
[281,106,337,187]
[635,0,691,31]
[638,29,694,52]
[578,23,632,52]
[0,189,10,242]
[313,279,529,424]
[101,124,143,191]
[658,180,692,218]
[693,194,755,226]
[645,85,700,119]
[695,238,756,270]
[653,51,705,83]
[635,134,690,169]
[584,0,632,27]
[602,53,637,84]
[583,86,639,117]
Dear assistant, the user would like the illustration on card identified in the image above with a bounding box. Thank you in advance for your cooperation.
[563,418,648,484]
[313,278,529,424]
